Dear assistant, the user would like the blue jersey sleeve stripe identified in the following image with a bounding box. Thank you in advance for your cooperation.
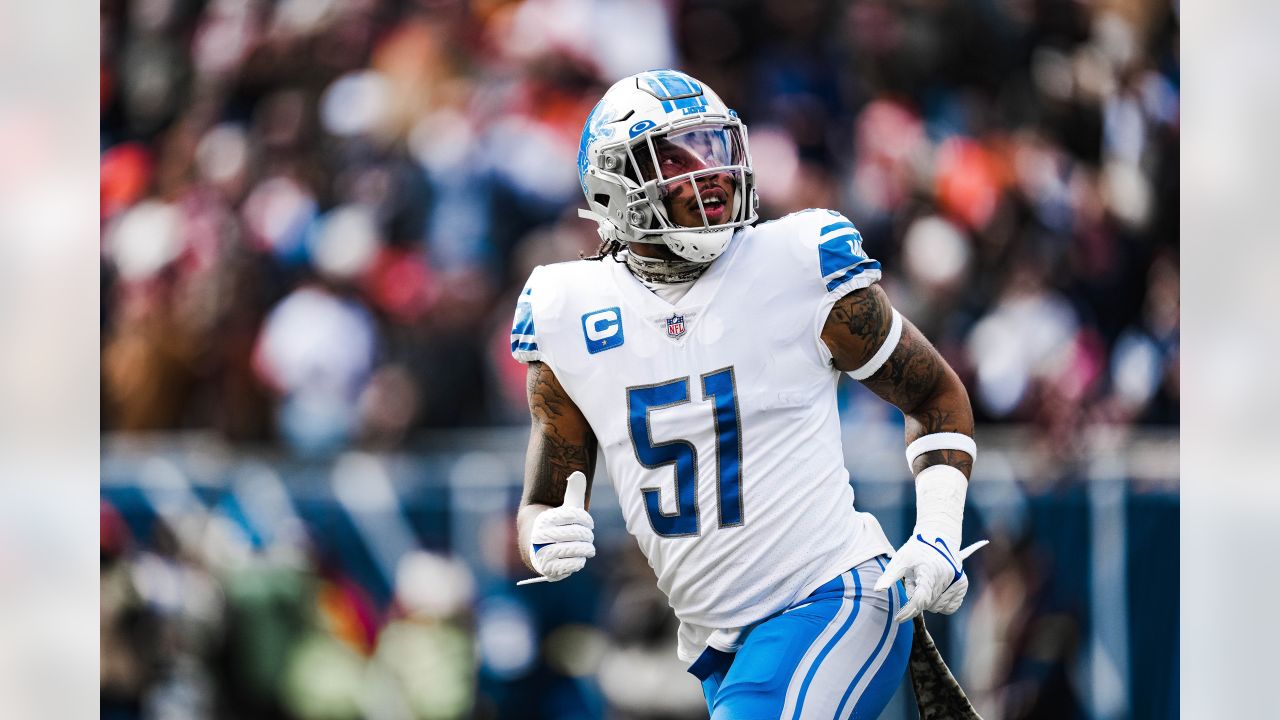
[818,233,870,278]
[824,261,881,292]
[511,301,536,338]
[820,220,855,235]
[510,340,540,353]
[513,301,534,325]
[823,231,862,245]
[511,316,535,338]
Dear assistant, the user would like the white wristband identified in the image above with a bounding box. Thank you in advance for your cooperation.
[847,308,902,380]
[905,432,976,468]
[914,464,968,542]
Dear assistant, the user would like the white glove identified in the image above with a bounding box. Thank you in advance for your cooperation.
[528,471,595,582]
[874,465,988,623]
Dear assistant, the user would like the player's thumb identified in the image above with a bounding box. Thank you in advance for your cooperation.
[957,539,989,562]
[874,555,908,592]
[894,594,924,624]
[562,471,588,510]
[896,574,936,623]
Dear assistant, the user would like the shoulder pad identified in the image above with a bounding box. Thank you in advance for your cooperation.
[764,209,882,295]
[510,267,544,363]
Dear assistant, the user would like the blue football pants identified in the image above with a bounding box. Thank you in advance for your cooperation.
[687,556,913,720]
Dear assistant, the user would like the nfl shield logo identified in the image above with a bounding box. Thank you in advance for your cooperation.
[666,314,686,338]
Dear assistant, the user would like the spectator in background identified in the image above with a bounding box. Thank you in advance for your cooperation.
[365,550,476,720]
[251,206,382,456]
[100,0,1179,455]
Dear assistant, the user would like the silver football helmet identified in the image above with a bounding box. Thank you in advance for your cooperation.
[577,70,758,263]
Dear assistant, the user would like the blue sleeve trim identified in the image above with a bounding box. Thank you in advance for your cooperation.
[510,298,539,356]
[532,543,550,553]
[817,227,871,279]
[820,220,856,235]
[511,316,535,338]
[824,260,881,292]
[512,301,534,328]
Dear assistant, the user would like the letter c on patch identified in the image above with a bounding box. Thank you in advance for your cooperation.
[581,307,625,353]
[585,310,619,340]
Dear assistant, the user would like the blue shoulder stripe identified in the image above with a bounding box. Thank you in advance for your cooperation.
[824,260,881,292]
[818,229,869,279]
[820,220,855,236]
[511,302,535,337]
[511,316,535,338]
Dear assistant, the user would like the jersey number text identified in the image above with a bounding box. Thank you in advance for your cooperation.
[626,367,743,537]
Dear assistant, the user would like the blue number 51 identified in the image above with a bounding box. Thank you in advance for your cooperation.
[627,367,744,538]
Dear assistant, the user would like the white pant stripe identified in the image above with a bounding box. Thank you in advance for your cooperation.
[797,563,902,720]
[835,585,902,720]
[779,571,856,719]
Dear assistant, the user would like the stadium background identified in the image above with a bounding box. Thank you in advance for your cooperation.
[98,0,1179,718]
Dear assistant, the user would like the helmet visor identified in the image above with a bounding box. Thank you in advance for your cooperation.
[633,126,747,184]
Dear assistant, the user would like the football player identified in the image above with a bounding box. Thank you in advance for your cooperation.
[511,70,983,719]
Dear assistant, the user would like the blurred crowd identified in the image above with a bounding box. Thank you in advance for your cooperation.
[101,494,483,720]
[99,438,1179,720]
[99,450,716,720]
[100,0,1180,458]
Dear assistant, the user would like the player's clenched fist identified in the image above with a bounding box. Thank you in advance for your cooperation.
[876,532,986,622]
[875,465,987,623]
[529,471,596,581]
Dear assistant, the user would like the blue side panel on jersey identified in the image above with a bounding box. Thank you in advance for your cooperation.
[629,379,699,537]
[824,261,881,292]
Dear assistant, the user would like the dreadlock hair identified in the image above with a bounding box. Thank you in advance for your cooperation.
[581,237,626,262]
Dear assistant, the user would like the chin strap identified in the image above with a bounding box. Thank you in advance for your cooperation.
[624,250,710,284]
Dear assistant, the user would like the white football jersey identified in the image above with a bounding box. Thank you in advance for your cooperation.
[511,209,894,661]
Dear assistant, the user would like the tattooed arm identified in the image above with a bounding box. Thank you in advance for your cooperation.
[517,361,599,572]
[820,285,974,477]
[824,284,984,623]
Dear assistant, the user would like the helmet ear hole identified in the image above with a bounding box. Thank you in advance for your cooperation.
[593,193,611,209]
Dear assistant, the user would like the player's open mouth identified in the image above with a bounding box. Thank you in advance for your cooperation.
[696,188,729,223]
